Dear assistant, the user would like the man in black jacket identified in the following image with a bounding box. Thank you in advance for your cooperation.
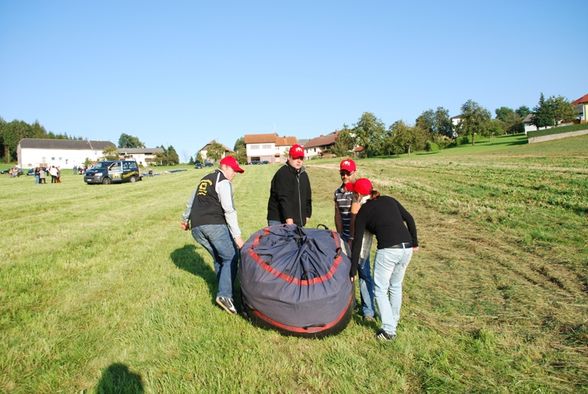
[266,144,312,226]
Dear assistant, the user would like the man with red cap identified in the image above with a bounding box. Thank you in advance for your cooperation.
[334,159,375,322]
[181,155,245,314]
[266,144,312,226]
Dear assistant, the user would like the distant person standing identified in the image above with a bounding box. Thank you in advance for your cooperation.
[267,144,312,227]
[49,166,58,183]
[349,178,419,341]
[334,159,375,321]
[181,156,245,315]
[39,167,46,184]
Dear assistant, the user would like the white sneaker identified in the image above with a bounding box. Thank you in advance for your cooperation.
[216,296,237,314]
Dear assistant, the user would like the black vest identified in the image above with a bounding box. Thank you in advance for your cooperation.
[189,170,227,227]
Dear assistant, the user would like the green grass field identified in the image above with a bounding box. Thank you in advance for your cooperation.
[1,134,587,392]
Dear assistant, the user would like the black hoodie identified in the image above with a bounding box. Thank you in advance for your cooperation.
[266,162,312,226]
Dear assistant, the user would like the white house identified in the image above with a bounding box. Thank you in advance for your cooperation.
[523,114,538,134]
[243,133,297,164]
[572,93,588,123]
[118,147,164,166]
[17,138,116,169]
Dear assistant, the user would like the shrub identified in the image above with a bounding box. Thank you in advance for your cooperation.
[425,141,440,152]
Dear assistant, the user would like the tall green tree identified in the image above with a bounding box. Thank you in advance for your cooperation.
[550,96,576,124]
[460,100,491,145]
[495,106,523,134]
[332,127,355,157]
[3,120,32,162]
[515,106,531,119]
[434,107,453,137]
[166,145,179,165]
[0,117,6,161]
[153,145,178,165]
[233,137,247,164]
[533,93,553,129]
[416,107,453,137]
[102,145,119,160]
[385,121,428,155]
[206,141,226,162]
[118,133,145,148]
[415,110,435,134]
[352,112,386,157]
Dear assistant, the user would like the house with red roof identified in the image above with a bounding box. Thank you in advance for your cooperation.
[303,131,338,159]
[243,133,297,164]
[572,93,588,123]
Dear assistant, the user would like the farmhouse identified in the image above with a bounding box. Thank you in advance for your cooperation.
[17,138,115,169]
[522,114,538,134]
[303,131,338,159]
[243,133,297,164]
[572,93,588,123]
[117,147,164,166]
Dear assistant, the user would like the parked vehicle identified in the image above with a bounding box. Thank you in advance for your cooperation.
[194,161,203,169]
[84,160,142,184]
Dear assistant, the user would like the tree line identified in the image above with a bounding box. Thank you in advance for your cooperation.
[321,93,576,157]
[2,92,577,164]
[221,93,577,161]
[0,117,84,163]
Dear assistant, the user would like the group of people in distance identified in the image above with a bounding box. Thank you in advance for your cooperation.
[180,144,418,341]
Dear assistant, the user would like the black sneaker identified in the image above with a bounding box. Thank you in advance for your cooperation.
[375,329,395,341]
[216,296,237,314]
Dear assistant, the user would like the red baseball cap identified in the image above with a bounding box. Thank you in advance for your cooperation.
[345,178,372,195]
[289,144,305,159]
[220,156,245,173]
[339,159,356,172]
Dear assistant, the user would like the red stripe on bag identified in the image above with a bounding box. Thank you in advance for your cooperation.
[250,292,353,333]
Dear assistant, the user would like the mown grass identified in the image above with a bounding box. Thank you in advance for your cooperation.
[1,135,587,393]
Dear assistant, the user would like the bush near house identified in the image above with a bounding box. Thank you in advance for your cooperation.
[527,123,588,138]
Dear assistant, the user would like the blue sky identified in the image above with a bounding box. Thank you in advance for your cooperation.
[1,1,586,161]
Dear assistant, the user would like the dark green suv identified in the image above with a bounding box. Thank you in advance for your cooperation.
[84,160,142,184]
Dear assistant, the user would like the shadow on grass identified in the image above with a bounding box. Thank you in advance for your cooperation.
[170,244,217,303]
[96,363,143,393]
[483,138,528,147]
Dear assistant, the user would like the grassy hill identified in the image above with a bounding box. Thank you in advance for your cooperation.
[0,134,586,392]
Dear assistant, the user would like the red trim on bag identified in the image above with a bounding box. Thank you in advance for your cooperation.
[250,292,353,334]
[247,230,343,285]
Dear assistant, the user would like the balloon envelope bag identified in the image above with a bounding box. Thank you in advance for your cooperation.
[239,225,354,337]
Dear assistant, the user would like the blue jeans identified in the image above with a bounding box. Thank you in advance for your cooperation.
[191,224,238,299]
[342,234,375,318]
[373,247,413,335]
[358,256,375,318]
[267,220,282,226]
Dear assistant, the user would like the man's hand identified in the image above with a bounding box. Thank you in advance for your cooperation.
[180,221,190,231]
[285,218,294,225]
[412,246,419,252]
[234,236,244,249]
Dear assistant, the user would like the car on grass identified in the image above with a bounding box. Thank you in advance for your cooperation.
[84,160,142,184]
